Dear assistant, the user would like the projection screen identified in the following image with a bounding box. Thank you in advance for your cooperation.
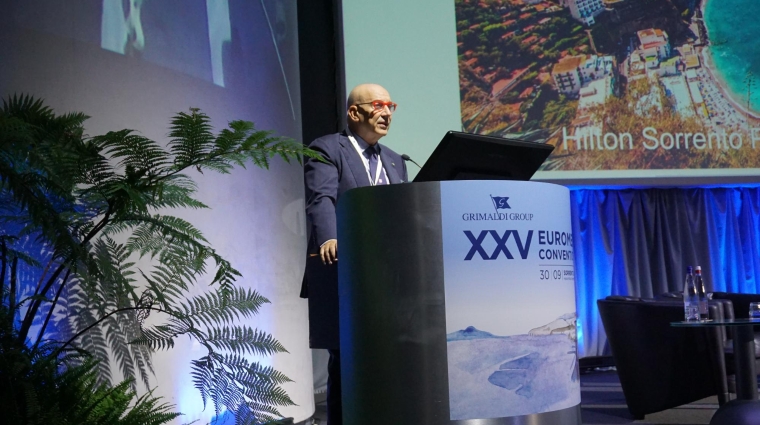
[343,0,760,186]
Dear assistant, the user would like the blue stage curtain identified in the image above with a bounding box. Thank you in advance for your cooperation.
[571,186,760,357]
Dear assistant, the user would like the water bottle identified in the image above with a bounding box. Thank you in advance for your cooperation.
[695,266,708,320]
[683,266,699,322]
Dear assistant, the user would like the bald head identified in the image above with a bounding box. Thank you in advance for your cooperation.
[346,83,394,145]
[346,83,389,109]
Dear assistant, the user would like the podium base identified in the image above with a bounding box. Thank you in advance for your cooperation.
[448,404,581,425]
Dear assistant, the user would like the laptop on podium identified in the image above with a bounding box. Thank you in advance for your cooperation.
[413,131,554,182]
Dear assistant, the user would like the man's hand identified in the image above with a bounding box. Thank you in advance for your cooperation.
[320,239,338,265]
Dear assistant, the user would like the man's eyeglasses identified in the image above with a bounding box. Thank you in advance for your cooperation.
[354,100,398,113]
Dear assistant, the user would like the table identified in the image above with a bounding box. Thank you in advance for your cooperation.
[672,318,760,425]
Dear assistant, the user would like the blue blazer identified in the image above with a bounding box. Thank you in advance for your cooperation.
[302,130,408,348]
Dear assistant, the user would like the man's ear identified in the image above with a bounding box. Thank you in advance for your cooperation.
[346,105,360,123]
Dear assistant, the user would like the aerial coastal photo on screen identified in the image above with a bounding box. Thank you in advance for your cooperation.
[456,0,760,172]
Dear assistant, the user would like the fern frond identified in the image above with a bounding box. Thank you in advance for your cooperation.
[220,354,293,386]
[243,384,294,410]
[179,286,268,328]
[168,109,215,169]
[0,160,83,262]
[244,361,293,386]
[209,253,242,294]
[121,213,208,257]
[91,237,139,304]
[92,129,171,173]
[163,110,320,178]
[214,120,252,152]
[55,360,180,425]
[235,402,281,425]
[1,94,55,124]
[130,338,154,390]
[141,267,188,308]
[138,244,216,308]
[104,313,136,388]
[150,174,208,210]
[132,317,202,354]
[121,388,182,425]
[190,356,214,409]
[75,319,111,384]
[66,274,112,383]
[132,323,181,351]
[76,149,116,187]
[189,352,294,425]
[234,124,321,168]
[204,326,287,356]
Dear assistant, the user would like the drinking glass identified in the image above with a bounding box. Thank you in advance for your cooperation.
[749,302,760,319]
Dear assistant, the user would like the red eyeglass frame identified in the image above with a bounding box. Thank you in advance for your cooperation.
[354,100,398,112]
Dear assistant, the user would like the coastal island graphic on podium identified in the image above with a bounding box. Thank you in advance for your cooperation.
[446,314,579,420]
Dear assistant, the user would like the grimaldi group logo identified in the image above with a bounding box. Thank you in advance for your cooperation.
[491,194,511,210]
[461,194,535,222]
[462,194,536,261]
[461,193,572,262]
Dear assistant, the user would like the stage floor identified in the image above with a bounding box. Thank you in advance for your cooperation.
[304,369,724,425]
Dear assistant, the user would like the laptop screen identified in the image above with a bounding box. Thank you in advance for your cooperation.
[413,131,555,182]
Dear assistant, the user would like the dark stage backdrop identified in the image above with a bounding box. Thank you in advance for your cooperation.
[572,185,760,357]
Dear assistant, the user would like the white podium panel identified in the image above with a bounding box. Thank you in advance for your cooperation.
[337,181,580,425]
[440,181,578,420]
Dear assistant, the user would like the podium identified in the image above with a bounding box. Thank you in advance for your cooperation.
[337,180,581,425]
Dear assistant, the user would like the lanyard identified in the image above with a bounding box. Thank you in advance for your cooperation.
[347,130,384,186]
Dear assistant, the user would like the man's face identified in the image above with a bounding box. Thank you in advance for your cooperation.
[348,85,394,144]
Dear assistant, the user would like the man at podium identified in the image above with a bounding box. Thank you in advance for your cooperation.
[302,83,408,425]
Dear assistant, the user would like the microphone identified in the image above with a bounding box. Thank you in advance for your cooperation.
[401,154,422,169]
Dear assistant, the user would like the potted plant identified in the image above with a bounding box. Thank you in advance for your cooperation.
[0,95,317,424]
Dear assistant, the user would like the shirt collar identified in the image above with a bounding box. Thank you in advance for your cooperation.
[347,128,379,153]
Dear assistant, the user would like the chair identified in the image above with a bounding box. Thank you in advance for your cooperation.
[598,297,728,419]
[712,292,760,319]
[664,292,760,396]
[710,292,760,385]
